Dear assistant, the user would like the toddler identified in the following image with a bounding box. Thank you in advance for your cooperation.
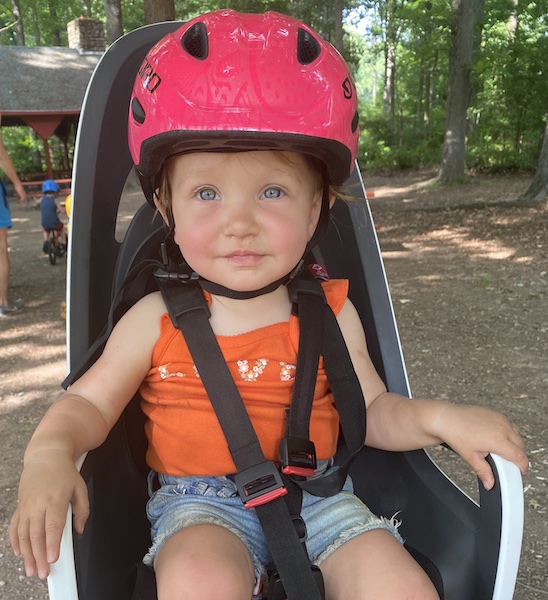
[10,11,527,600]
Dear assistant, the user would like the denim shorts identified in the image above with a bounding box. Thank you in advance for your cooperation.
[144,468,403,587]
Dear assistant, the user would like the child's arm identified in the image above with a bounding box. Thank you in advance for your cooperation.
[9,291,166,580]
[337,298,529,489]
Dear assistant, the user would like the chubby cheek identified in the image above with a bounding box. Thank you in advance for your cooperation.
[173,221,211,270]
[268,220,309,258]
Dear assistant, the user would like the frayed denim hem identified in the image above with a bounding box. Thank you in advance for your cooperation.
[314,513,404,566]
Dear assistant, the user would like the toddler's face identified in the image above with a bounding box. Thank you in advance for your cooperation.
[165,150,322,292]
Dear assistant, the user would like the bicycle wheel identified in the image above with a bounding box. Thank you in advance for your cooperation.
[48,236,57,265]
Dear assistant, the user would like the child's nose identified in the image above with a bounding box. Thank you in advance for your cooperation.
[222,198,259,238]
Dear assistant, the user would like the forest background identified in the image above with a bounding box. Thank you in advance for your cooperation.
[1,0,548,201]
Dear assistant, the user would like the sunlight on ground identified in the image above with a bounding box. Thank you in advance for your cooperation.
[0,320,67,411]
[370,177,438,199]
[425,227,519,260]
[0,326,65,342]
[382,225,528,262]
[0,359,66,410]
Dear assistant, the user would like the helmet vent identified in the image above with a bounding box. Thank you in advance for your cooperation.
[182,22,209,60]
[131,97,146,125]
[351,111,359,133]
[297,29,321,65]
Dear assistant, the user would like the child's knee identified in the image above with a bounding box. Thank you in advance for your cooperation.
[320,529,440,600]
[154,524,255,600]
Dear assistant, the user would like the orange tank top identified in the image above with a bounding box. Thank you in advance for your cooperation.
[139,279,348,476]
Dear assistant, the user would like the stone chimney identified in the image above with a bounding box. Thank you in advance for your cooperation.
[67,17,106,53]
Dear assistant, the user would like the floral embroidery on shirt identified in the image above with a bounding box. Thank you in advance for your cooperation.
[237,359,268,381]
[279,362,296,381]
[158,359,297,381]
[158,363,185,379]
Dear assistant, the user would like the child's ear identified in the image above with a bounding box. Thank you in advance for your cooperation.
[153,195,169,225]
[309,191,322,229]
[308,189,328,238]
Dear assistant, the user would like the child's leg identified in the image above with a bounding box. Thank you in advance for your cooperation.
[320,529,440,600]
[154,523,256,600]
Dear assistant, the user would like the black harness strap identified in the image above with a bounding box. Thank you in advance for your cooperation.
[286,278,326,440]
[298,304,367,496]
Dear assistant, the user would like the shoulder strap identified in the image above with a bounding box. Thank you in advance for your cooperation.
[286,277,325,438]
[282,276,366,497]
[298,304,366,496]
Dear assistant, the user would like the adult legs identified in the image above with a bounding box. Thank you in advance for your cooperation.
[154,524,256,600]
[320,529,440,600]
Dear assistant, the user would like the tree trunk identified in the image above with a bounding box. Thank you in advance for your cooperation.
[144,0,175,24]
[10,0,25,45]
[383,40,396,130]
[382,0,399,136]
[104,0,124,45]
[520,120,548,202]
[50,3,62,46]
[438,0,483,184]
[334,0,344,54]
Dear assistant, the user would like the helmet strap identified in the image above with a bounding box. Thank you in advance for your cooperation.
[198,259,304,300]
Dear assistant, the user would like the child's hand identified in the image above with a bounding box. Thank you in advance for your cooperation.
[9,450,89,580]
[434,404,528,490]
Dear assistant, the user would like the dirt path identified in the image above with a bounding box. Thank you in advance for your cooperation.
[0,172,546,598]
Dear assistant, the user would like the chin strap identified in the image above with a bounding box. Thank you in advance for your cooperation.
[198,259,305,299]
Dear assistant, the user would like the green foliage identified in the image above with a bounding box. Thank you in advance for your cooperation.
[358,104,445,170]
[1,127,43,175]
[465,0,548,171]
[351,0,547,173]
[2,0,547,176]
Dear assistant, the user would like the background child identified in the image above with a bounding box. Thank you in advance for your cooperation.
[39,179,66,253]
[10,11,528,600]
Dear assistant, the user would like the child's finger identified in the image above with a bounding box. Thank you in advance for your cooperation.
[71,479,91,535]
[28,512,52,579]
[12,513,42,578]
[44,504,70,570]
[468,452,496,491]
[8,508,22,556]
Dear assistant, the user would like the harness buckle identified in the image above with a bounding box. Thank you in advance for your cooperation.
[234,461,288,509]
[279,437,317,477]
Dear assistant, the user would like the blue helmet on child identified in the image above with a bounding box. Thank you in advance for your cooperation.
[42,179,60,193]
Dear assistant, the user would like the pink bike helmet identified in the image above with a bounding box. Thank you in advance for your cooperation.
[128,10,359,201]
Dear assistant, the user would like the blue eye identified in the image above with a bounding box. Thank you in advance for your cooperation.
[198,188,218,201]
[263,187,282,199]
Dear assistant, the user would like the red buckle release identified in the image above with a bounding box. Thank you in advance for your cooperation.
[234,461,287,510]
[279,437,317,478]
[281,465,316,477]
[244,487,288,509]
